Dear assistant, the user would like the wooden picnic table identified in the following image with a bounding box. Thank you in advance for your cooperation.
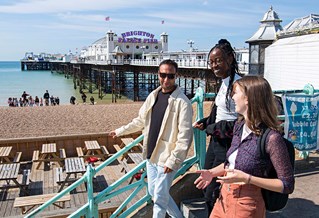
[79,140,109,160]
[0,163,30,195]
[35,143,65,169]
[0,146,13,163]
[13,193,71,214]
[58,157,86,192]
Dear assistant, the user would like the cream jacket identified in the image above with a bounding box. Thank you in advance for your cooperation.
[115,86,193,171]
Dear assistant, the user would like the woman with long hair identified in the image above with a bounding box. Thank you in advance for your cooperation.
[195,76,294,217]
[193,39,242,211]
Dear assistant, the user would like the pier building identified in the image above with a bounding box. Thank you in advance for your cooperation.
[264,14,319,90]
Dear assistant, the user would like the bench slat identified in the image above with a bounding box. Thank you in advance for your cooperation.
[13,152,22,163]
[32,150,39,162]
[14,193,71,214]
[76,147,84,157]
[100,146,109,155]
[59,148,66,159]
[55,167,64,183]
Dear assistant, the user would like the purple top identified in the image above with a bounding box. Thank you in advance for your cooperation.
[227,121,295,194]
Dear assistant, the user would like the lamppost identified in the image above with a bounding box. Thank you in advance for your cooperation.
[187,40,195,66]
[187,40,195,52]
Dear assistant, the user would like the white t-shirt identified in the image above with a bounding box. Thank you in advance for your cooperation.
[215,74,241,122]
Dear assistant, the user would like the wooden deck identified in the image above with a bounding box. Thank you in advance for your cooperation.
[0,156,146,217]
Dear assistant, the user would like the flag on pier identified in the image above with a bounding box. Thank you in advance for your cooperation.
[161,20,164,24]
[105,16,110,21]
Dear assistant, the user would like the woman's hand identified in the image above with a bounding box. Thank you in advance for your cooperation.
[194,170,213,189]
[216,169,250,184]
[193,121,204,130]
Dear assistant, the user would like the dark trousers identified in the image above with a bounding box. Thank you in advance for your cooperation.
[204,137,232,213]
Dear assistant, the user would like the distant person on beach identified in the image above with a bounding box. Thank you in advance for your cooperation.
[70,96,76,105]
[50,95,55,106]
[43,90,50,106]
[40,97,43,106]
[21,91,29,105]
[55,97,60,105]
[8,97,14,107]
[19,98,23,107]
[109,59,193,218]
[90,96,94,105]
[29,96,34,107]
[193,39,241,212]
[35,96,40,106]
[81,92,87,103]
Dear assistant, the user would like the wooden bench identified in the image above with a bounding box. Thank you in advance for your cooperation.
[55,167,64,184]
[32,150,39,162]
[121,137,143,152]
[34,200,125,218]
[120,152,144,183]
[59,148,66,159]
[13,151,22,163]
[21,169,31,186]
[76,147,84,157]
[13,193,71,214]
[113,144,122,152]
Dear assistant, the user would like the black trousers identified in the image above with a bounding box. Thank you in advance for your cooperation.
[203,137,232,213]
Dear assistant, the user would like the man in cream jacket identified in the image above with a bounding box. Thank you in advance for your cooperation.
[110,59,193,218]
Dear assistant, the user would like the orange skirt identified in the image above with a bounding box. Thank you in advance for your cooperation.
[210,183,266,218]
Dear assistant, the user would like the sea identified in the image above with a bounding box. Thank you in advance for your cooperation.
[0,61,78,106]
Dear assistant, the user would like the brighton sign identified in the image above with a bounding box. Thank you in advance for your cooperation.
[118,30,159,43]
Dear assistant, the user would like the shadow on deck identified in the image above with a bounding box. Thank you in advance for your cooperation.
[0,159,146,217]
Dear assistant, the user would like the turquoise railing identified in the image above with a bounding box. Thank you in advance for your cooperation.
[25,84,319,217]
[25,87,213,218]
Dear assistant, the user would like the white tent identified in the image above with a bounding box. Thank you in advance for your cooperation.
[264,34,319,91]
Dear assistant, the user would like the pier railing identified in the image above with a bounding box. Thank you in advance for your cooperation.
[25,87,213,218]
[80,59,248,73]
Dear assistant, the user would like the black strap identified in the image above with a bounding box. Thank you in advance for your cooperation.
[258,128,272,159]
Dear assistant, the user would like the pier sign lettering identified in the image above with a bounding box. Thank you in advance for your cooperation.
[282,93,319,151]
[118,30,158,43]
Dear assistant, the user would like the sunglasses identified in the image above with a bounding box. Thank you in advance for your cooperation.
[159,73,176,79]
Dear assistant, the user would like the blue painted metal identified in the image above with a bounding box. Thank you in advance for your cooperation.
[191,88,216,169]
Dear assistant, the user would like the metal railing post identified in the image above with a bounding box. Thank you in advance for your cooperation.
[87,164,98,218]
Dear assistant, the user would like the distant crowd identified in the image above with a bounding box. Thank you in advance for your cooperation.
[7,90,60,107]
[7,90,95,107]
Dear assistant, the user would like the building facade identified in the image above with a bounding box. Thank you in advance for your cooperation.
[80,30,168,63]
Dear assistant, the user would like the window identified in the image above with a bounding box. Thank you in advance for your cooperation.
[136,45,139,49]
[126,45,130,49]
[250,45,259,64]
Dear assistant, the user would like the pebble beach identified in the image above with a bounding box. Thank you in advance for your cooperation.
[0,102,212,140]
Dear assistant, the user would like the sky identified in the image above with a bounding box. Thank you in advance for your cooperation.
[0,0,318,61]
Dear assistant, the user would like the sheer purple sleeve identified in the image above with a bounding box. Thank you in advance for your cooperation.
[266,131,295,194]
